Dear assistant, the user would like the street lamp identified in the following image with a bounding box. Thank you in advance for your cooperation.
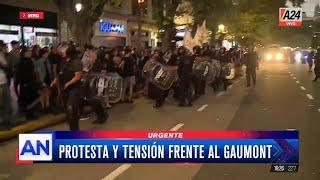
[218,24,225,32]
[75,3,83,12]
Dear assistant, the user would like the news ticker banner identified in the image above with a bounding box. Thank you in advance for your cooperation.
[17,131,299,165]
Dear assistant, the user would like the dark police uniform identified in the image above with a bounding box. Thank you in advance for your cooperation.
[153,57,169,108]
[178,53,194,106]
[244,51,258,86]
[60,57,108,130]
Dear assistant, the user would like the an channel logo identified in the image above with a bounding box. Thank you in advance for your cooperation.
[18,134,52,161]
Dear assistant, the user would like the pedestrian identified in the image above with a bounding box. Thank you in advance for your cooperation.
[244,45,259,87]
[177,47,193,107]
[121,47,136,103]
[313,48,320,82]
[15,46,38,119]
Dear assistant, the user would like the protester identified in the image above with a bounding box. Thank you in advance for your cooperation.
[15,46,38,119]
[30,48,52,112]
[121,47,136,103]
[0,37,244,130]
[0,41,13,128]
[48,43,62,79]
[5,41,20,86]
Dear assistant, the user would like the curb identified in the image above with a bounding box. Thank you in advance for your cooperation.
[0,114,65,142]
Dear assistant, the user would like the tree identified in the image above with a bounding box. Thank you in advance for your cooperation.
[289,0,305,7]
[314,4,320,17]
[153,0,182,50]
[53,0,121,46]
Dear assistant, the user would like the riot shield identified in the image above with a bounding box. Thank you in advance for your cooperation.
[82,73,123,104]
[142,60,178,90]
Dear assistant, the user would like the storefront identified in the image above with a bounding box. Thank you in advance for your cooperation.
[127,21,158,48]
[92,18,127,47]
[0,4,58,48]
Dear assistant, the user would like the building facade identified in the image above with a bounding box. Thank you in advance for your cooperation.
[92,0,159,48]
[0,0,158,48]
[0,0,58,48]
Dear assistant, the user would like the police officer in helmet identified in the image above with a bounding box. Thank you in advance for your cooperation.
[177,46,194,107]
[51,45,107,130]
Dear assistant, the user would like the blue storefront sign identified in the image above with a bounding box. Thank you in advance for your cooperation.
[99,21,125,33]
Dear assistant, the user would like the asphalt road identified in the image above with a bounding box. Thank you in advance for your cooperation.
[0,62,320,180]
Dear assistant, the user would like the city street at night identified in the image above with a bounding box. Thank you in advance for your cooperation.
[1,62,319,180]
[1,0,320,180]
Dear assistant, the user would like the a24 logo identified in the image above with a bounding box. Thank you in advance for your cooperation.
[279,8,302,27]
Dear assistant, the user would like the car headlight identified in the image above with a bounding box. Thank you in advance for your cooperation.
[276,53,283,60]
[266,53,272,60]
[295,52,302,63]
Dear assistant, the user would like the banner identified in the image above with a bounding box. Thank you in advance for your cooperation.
[17,131,299,165]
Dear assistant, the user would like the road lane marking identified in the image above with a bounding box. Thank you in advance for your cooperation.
[306,94,314,100]
[286,129,296,131]
[318,109,320,113]
[197,104,208,112]
[290,74,293,76]
[300,86,306,91]
[296,81,300,84]
[102,164,132,180]
[293,77,296,80]
[234,80,240,84]
[170,123,185,131]
[102,123,184,180]
[217,92,225,97]
[227,85,233,89]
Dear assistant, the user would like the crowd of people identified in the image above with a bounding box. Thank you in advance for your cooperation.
[0,39,250,130]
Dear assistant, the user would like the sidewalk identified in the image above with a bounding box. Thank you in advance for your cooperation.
[0,75,241,142]
[0,114,65,142]
[0,91,143,142]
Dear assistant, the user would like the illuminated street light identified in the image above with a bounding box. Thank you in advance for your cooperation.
[218,24,225,32]
[75,3,83,12]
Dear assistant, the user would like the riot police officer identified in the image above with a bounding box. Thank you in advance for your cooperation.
[151,50,178,108]
[192,46,203,99]
[51,45,107,130]
[244,45,258,87]
[177,47,194,107]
